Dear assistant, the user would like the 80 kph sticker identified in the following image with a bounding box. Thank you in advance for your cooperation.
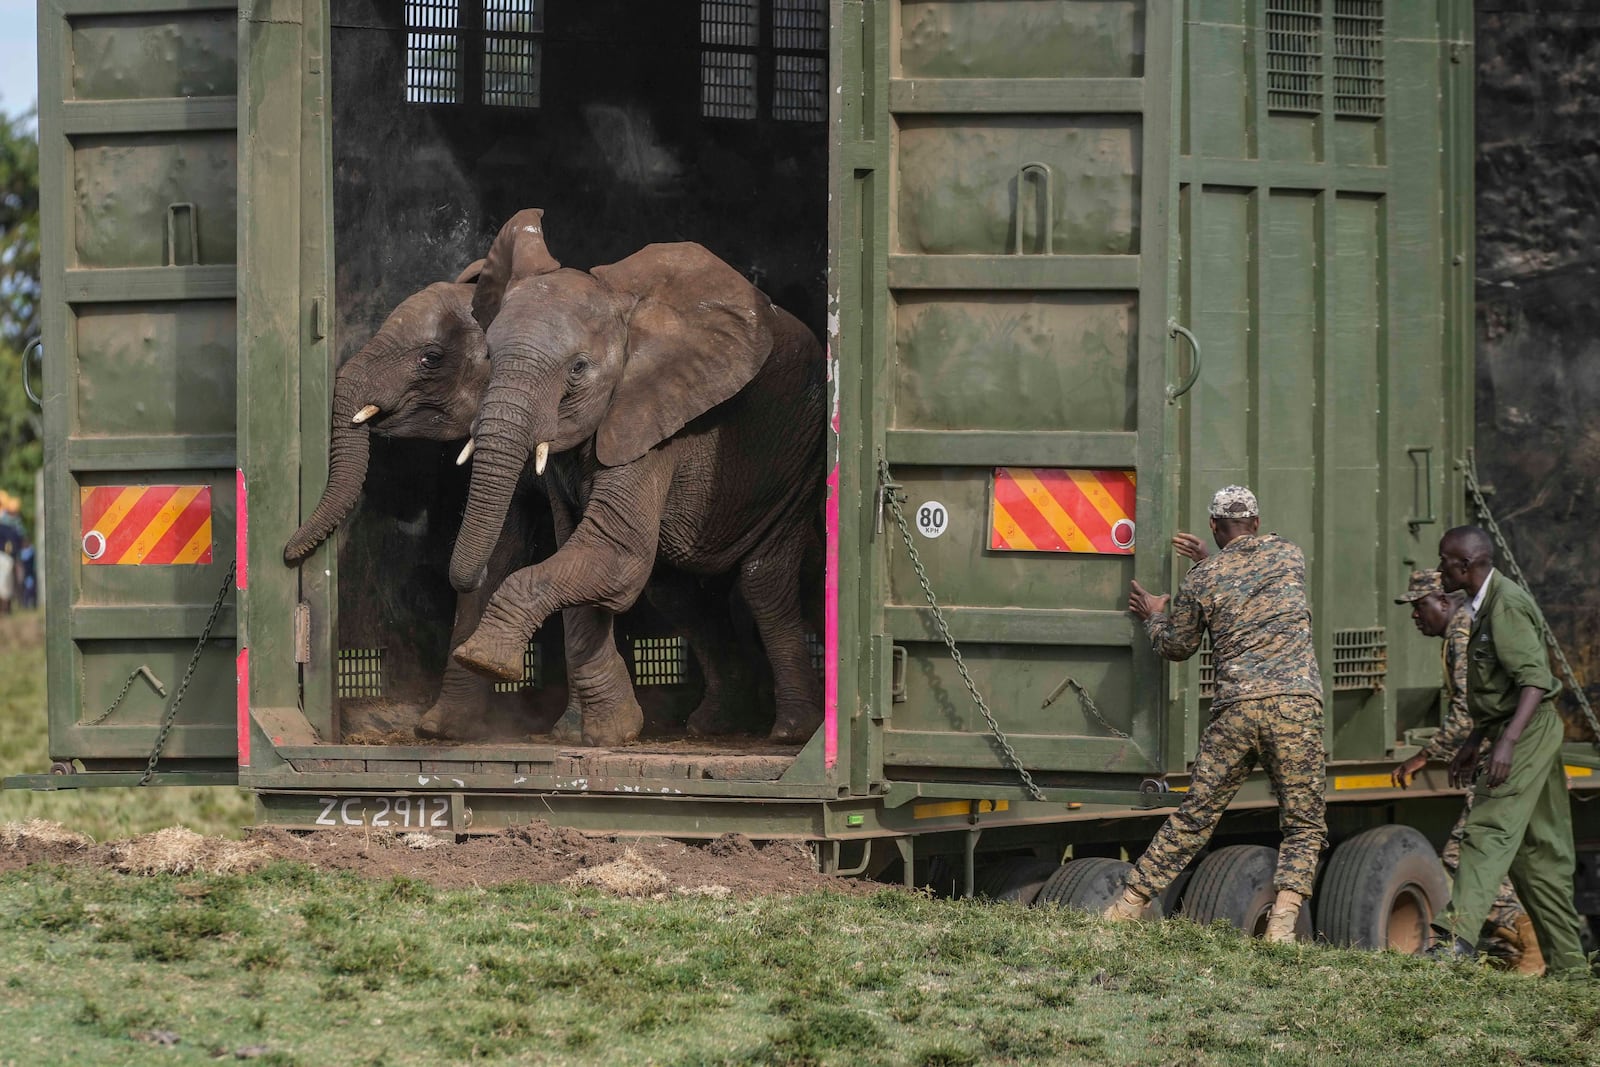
[915,501,949,539]
[314,795,450,829]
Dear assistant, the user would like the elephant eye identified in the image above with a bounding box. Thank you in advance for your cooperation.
[419,350,441,369]
[569,355,590,378]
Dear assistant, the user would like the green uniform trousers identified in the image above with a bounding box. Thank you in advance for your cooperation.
[1126,695,1326,899]
[1440,704,1591,979]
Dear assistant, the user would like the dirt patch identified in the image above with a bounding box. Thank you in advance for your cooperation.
[0,819,874,899]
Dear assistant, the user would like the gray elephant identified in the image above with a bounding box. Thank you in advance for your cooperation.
[447,211,825,748]
[282,218,762,741]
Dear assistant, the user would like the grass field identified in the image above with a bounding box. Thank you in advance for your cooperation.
[3,614,1598,1065]
[0,612,254,839]
[0,862,1597,1067]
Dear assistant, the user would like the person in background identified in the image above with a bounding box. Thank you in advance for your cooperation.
[0,538,14,616]
[1426,526,1592,980]
[1389,569,1542,974]
[1108,486,1326,945]
[18,540,35,609]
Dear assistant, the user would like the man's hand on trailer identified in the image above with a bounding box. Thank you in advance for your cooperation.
[1172,532,1210,562]
[1128,580,1170,621]
[1391,753,1428,789]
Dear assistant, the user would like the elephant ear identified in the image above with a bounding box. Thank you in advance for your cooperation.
[454,258,487,285]
[471,208,561,330]
[591,243,774,467]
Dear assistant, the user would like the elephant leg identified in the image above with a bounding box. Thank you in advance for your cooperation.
[643,569,758,737]
[736,530,822,745]
[563,605,641,746]
[416,500,532,741]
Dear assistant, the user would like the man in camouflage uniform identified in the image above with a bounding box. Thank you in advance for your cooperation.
[1106,486,1325,944]
[1388,570,1543,974]
[1426,526,1592,980]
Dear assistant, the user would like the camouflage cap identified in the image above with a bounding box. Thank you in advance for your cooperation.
[1394,569,1447,604]
[1208,485,1259,519]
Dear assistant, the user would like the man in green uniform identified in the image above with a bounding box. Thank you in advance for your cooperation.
[1388,570,1542,973]
[1106,486,1325,944]
[1428,526,1591,979]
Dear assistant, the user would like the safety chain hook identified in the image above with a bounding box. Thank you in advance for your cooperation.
[140,560,237,785]
[877,459,1046,801]
[1461,452,1600,752]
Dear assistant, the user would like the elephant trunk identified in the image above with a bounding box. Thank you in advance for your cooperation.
[283,380,373,566]
[449,375,550,592]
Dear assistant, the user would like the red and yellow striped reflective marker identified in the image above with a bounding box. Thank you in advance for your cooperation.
[990,468,1136,554]
[80,485,214,566]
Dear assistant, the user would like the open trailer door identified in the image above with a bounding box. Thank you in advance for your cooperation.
[858,1,1182,788]
[28,0,242,785]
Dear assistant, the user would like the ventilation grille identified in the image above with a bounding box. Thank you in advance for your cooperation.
[405,0,460,104]
[702,0,759,46]
[493,642,544,693]
[1332,0,1384,117]
[483,0,543,109]
[774,53,826,122]
[631,636,690,686]
[1266,0,1322,114]
[807,631,824,675]
[701,50,758,119]
[773,0,825,50]
[1198,635,1216,700]
[1332,627,1387,691]
[338,648,385,699]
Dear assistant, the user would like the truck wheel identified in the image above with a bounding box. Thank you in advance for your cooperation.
[1034,857,1162,917]
[1316,825,1448,952]
[976,856,1061,905]
[1181,844,1312,940]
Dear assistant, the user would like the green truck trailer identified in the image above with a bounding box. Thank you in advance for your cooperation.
[13,0,1600,949]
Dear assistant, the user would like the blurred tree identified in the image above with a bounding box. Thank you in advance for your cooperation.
[0,107,41,535]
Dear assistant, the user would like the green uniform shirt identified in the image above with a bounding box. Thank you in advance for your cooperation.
[1145,533,1323,708]
[1466,572,1559,733]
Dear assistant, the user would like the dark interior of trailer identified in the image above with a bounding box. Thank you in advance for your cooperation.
[325,0,829,746]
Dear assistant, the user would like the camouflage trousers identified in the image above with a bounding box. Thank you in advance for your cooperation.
[1127,695,1327,899]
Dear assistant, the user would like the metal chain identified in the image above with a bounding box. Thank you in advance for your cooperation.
[1063,677,1156,769]
[83,668,152,728]
[1461,452,1600,752]
[878,459,1046,801]
[139,560,237,785]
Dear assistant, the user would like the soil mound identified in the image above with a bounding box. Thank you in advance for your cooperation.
[1,819,873,899]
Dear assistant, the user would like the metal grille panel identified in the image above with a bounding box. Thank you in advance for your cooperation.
[1266,0,1322,114]
[702,50,757,119]
[405,0,460,104]
[337,648,385,699]
[701,0,758,47]
[631,636,690,686]
[1198,635,1216,700]
[483,0,542,108]
[774,53,826,122]
[493,642,544,693]
[807,631,824,675]
[1332,627,1387,691]
[1332,0,1383,117]
[772,0,826,51]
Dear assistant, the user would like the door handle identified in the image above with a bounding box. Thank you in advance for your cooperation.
[1407,446,1436,533]
[1167,320,1202,401]
[21,337,42,408]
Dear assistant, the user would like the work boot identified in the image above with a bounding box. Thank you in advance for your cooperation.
[1102,885,1151,923]
[1510,913,1546,976]
[1262,889,1304,945]
[1424,925,1476,962]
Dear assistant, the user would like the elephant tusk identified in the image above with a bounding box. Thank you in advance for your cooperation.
[456,438,476,466]
[351,404,380,425]
[534,441,550,476]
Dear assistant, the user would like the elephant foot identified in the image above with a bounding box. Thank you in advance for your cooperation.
[768,700,823,745]
[582,697,644,747]
[415,684,492,741]
[686,697,747,737]
[453,627,530,682]
[549,695,583,743]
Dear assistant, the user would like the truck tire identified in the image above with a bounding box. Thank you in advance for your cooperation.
[1316,825,1448,952]
[1033,857,1162,917]
[976,856,1061,905]
[1180,844,1312,940]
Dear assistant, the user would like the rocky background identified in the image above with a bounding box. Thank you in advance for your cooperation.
[1476,1,1600,719]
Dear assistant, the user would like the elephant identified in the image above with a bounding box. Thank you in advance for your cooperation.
[446,210,825,748]
[281,217,764,742]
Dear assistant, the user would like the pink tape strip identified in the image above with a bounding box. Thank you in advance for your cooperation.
[236,647,251,768]
[234,468,248,591]
[824,461,840,769]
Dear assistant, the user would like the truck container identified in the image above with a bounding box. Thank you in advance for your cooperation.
[16,0,1600,946]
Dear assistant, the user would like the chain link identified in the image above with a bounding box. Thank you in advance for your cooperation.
[83,667,152,727]
[1461,451,1600,752]
[878,460,1046,801]
[1062,677,1156,769]
[139,560,237,786]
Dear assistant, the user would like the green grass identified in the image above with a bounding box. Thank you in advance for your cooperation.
[0,863,1595,1066]
[0,612,254,839]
